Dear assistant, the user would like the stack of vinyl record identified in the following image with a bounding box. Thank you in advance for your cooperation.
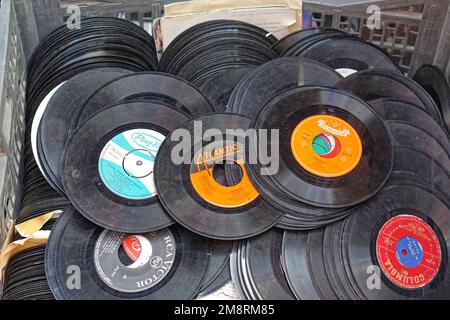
[3,23,450,301]
[1,246,53,300]
[159,20,277,87]
[226,30,450,300]
[18,17,159,223]
[26,17,158,120]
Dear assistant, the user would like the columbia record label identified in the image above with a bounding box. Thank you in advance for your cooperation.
[98,129,165,200]
[94,229,176,293]
[376,215,441,289]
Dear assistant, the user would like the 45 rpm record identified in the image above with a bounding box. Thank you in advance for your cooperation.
[246,86,393,208]
[36,68,132,195]
[342,184,450,299]
[282,229,338,300]
[296,37,402,74]
[413,64,450,135]
[336,69,443,124]
[230,229,295,300]
[227,58,343,117]
[62,102,190,233]
[197,240,232,296]
[72,72,214,130]
[368,98,450,155]
[390,146,450,206]
[45,207,210,300]
[272,28,344,55]
[200,67,254,112]
[154,113,284,240]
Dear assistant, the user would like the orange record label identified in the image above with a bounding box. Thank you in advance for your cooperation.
[291,115,363,178]
[189,141,259,208]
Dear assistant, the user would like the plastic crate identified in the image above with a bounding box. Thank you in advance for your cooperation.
[0,0,27,244]
[59,0,167,35]
[303,0,450,75]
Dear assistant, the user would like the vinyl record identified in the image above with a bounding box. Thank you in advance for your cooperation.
[197,240,232,295]
[386,121,450,173]
[368,98,450,155]
[246,86,393,210]
[45,207,210,300]
[282,229,338,300]
[62,101,190,233]
[296,37,401,73]
[336,69,443,124]
[272,28,344,55]
[200,67,254,112]
[155,113,283,240]
[197,264,232,298]
[36,68,132,194]
[390,146,450,205]
[227,58,343,117]
[281,32,353,58]
[342,184,450,299]
[30,82,66,191]
[230,229,295,300]
[72,72,214,129]
[413,64,450,134]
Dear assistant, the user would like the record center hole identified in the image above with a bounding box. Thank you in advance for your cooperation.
[312,133,341,159]
[402,249,408,256]
[212,163,243,187]
[118,236,141,267]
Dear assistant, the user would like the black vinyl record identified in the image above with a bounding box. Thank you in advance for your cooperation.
[390,146,450,205]
[246,86,393,210]
[336,69,443,124]
[72,72,214,130]
[200,67,254,112]
[62,102,190,233]
[230,229,295,300]
[272,28,344,55]
[342,184,450,299]
[197,240,232,295]
[227,58,343,117]
[413,64,450,134]
[45,207,210,300]
[155,113,283,240]
[368,98,450,155]
[36,68,132,194]
[282,229,338,300]
[197,265,232,298]
[386,121,450,173]
[296,37,401,73]
[281,32,353,58]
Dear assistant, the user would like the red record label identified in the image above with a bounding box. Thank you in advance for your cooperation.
[376,215,441,289]
[122,235,141,262]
